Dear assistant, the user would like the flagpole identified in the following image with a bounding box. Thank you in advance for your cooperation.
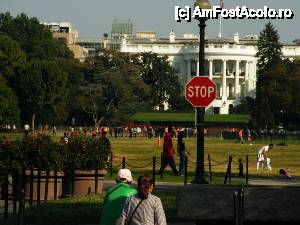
[218,0,223,38]
[218,16,222,38]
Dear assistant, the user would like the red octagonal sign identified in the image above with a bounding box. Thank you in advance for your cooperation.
[185,76,217,107]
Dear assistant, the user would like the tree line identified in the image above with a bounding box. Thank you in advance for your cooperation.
[0,13,187,128]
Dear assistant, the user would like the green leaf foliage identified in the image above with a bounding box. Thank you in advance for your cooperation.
[77,49,151,126]
[135,52,181,108]
[0,75,20,124]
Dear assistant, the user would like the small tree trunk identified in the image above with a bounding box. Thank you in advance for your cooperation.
[32,113,35,133]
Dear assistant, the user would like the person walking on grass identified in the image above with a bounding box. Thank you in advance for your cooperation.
[158,127,179,176]
[238,129,244,144]
[100,169,137,225]
[98,131,112,168]
[117,175,167,225]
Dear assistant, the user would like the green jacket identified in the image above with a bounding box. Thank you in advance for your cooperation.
[100,182,137,225]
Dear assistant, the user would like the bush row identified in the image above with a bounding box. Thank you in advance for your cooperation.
[0,135,110,173]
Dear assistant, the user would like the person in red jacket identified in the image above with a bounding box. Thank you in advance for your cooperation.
[157,127,179,176]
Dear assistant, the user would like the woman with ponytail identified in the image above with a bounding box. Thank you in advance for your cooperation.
[116,175,167,225]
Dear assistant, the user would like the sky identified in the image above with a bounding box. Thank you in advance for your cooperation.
[1,0,299,43]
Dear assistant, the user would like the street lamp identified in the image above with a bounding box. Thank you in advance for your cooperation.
[192,0,211,184]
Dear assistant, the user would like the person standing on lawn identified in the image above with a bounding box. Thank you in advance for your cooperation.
[157,127,179,176]
[100,169,137,225]
[98,131,112,168]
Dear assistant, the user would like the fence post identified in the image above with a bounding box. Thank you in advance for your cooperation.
[13,173,18,215]
[44,170,50,203]
[160,155,163,179]
[37,168,41,206]
[152,156,156,187]
[4,170,9,220]
[245,155,249,184]
[184,156,188,186]
[71,170,75,197]
[30,168,33,207]
[54,170,58,200]
[238,188,245,225]
[110,152,113,178]
[95,165,98,194]
[208,154,212,182]
[233,191,239,225]
[229,155,232,183]
[224,155,232,184]
[17,190,25,225]
[122,156,126,169]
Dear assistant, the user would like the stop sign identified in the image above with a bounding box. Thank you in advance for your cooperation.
[185,76,217,107]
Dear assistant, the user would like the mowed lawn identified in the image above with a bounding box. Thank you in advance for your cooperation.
[110,137,300,179]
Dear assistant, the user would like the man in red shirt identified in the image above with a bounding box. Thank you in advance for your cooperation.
[157,127,179,176]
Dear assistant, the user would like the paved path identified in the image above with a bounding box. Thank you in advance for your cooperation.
[103,178,300,191]
[248,178,300,186]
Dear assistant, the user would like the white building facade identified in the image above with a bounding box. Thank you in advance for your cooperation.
[120,32,300,114]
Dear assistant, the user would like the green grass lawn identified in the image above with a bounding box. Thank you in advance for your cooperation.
[108,137,300,179]
[1,132,300,178]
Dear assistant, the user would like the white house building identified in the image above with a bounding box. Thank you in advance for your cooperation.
[120,31,300,114]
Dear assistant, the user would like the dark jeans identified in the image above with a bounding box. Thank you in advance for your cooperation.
[158,156,179,175]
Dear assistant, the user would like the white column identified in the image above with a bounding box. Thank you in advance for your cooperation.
[180,58,186,83]
[187,60,191,81]
[209,59,213,80]
[222,60,227,100]
[253,61,257,79]
[244,61,249,96]
[235,60,240,98]
[196,60,199,76]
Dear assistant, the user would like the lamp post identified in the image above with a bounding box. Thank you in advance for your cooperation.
[192,0,211,184]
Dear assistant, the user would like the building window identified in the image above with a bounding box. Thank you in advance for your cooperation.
[216,82,221,98]
[214,61,222,75]
[228,83,234,99]
[191,60,197,76]
[214,107,220,114]
[205,61,209,75]
[227,61,234,76]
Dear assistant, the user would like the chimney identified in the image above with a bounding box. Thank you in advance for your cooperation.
[169,30,176,43]
[234,33,239,44]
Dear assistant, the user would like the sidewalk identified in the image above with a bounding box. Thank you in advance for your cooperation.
[248,178,300,186]
[103,178,300,191]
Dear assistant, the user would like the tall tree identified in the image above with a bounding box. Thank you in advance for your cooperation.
[11,60,68,128]
[256,22,282,73]
[77,50,150,127]
[135,52,181,109]
[254,22,283,128]
[0,13,76,127]
[0,75,20,124]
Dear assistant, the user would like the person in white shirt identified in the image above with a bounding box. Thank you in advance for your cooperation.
[24,124,30,135]
[257,144,273,170]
